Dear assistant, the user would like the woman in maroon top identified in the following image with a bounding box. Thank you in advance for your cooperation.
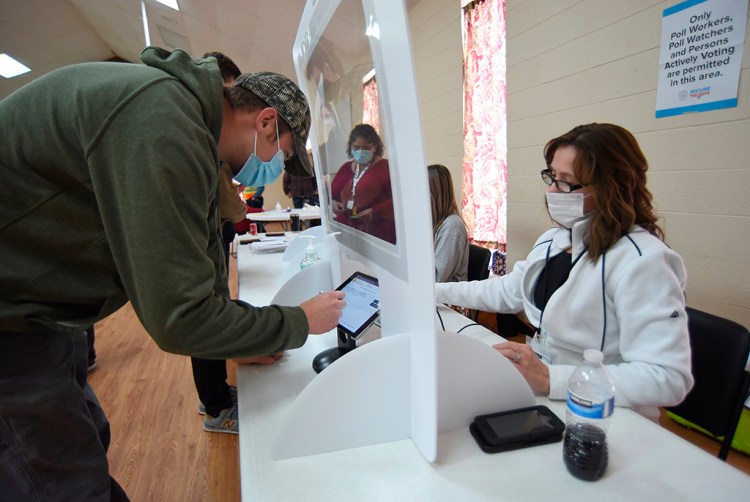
[330,124,396,244]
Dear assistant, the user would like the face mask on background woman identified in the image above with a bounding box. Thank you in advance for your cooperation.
[351,149,373,165]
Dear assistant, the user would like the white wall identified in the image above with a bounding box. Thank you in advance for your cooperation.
[409,0,749,326]
[409,0,465,204]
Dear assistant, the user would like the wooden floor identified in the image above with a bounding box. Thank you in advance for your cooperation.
[89,252,748,501]
[88,253,241,501]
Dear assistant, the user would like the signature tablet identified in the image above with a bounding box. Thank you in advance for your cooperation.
[336,272,380,340]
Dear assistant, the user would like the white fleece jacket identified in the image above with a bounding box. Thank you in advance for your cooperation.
[435,220,693,420]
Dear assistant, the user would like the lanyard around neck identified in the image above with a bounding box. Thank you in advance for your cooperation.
[352,161,371,199]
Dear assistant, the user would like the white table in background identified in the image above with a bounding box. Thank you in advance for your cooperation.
[236,246,750,501]
[246,206,322,231]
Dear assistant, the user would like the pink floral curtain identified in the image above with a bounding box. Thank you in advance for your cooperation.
[362,75,380,133]
[462,0,507,250]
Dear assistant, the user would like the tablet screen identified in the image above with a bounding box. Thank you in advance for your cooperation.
[336,272,380,339]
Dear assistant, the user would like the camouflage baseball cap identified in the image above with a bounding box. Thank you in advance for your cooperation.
[235,71,313,177]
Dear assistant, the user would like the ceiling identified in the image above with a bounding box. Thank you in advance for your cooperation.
[0,0,421,100]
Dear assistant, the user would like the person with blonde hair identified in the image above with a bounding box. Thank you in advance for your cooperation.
[436,123,693,421]
[428,164,468,282]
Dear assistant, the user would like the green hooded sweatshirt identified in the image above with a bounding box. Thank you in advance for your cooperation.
[0,47,308,359]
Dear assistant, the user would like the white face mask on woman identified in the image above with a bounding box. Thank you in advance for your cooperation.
[546,192,590,229]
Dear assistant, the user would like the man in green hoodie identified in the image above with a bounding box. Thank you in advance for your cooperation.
[0,47,345,500]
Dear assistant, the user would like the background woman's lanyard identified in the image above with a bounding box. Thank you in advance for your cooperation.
[349,161,370,209]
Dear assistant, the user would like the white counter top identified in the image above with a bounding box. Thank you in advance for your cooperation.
[236,246,750,501]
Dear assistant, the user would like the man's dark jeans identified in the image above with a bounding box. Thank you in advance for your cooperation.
[0,330,128,501]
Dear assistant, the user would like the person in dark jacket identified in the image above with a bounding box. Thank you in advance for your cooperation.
[283,171,319,209]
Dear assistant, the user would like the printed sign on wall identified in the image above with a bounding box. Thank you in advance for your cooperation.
[655,0,748,118]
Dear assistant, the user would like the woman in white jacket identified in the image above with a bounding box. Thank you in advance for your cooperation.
[435,123,693,420]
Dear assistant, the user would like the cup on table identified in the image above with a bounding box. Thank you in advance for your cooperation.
[290,213,301,232]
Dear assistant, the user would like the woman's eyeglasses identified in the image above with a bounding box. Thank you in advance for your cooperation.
[540,169,584,193]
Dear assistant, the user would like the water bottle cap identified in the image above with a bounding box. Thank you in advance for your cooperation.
[583,349,603,363]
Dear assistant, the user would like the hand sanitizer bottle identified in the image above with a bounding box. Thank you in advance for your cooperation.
[275,202,282,212]
[300,236,321,270]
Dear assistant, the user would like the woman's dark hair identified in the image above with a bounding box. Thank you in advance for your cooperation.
[346,124,384,158]
[427,164,464,235]
[543,123,663,259]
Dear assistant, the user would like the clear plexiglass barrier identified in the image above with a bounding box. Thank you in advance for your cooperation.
[270,0,533,463]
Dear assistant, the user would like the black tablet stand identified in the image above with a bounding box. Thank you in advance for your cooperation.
[312,328,357,373]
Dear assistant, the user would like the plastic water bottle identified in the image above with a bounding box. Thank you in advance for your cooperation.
[275,202,282,212]
[563,349,614,481]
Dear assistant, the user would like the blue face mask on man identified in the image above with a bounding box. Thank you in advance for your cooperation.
[234,121,285,187]
[351,149,373,165]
